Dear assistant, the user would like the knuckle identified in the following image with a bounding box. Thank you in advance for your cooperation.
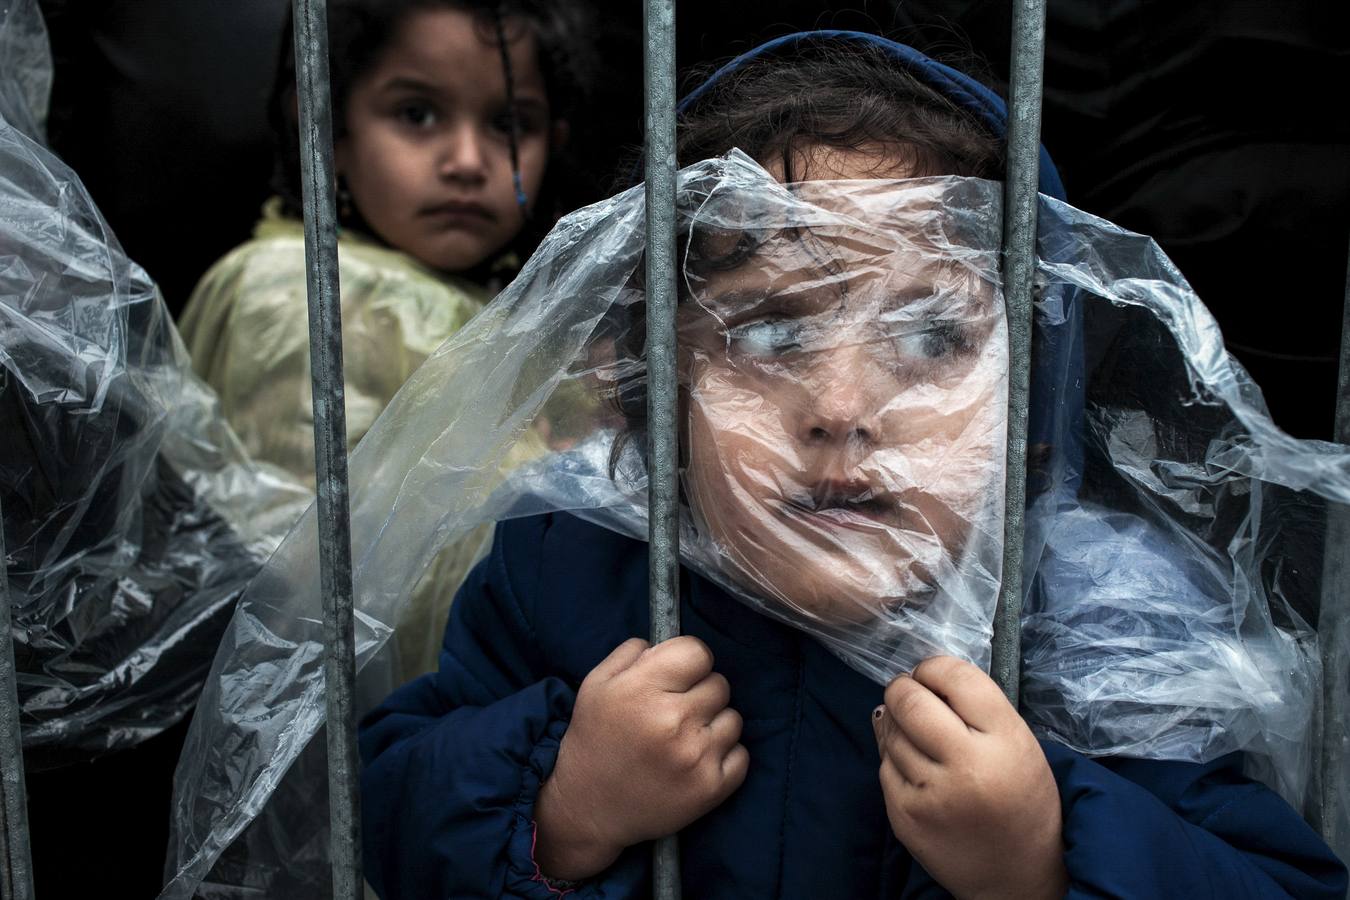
[647,703,685,741]
[670,735,705,772]
[722,756,749,793]
[914,655,961,683]
[697,756,725,794]
[710,672,731,702]
[892,686,928,722]
[883,675,911,710]
[680,636,715,671]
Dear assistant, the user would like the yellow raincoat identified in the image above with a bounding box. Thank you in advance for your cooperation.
[180,199,490,487]
[179,200,494,680]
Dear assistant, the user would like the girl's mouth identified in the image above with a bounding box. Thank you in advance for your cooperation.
[781,483,900,530]
[420,200,494,223]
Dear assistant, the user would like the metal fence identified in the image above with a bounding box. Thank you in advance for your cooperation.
[0,0,1346,897]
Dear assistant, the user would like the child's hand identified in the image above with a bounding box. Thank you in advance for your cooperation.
[872,656,1067,900]
[533,636,748,881]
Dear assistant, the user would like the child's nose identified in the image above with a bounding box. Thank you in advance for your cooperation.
[795,344,884,446]
[438,124,488,184]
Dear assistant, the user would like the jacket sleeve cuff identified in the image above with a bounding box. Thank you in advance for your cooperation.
[504,719,649,899]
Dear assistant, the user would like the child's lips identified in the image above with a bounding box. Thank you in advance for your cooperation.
[420,200,494,223]
[780,490,900,531]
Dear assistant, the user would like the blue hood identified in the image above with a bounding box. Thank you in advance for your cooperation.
[677,30,1067,201]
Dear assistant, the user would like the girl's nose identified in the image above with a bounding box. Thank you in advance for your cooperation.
[796,343,884,446]
[439,124,488,184]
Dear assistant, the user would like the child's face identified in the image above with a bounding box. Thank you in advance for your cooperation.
[335,8,553,272]
[678,147,1007,625]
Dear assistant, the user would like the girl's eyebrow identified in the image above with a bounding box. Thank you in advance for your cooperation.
[700,285,833,319]
[377,76,446,98]
[375,75,549,109]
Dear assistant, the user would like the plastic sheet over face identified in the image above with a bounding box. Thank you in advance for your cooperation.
[163,151,1350,897]
[670,177,1008,671]
[0,0,312,764]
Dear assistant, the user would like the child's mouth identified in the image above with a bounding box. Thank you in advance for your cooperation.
[420,200,494,223]
[782,483,899,530]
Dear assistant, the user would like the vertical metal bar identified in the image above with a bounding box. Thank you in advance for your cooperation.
[292,1,362,897]
[0,490,35,899]
[1336,236,1350,444]
[1315,234,1350,858]
[991,0,1048,706]
[643,0,680,896]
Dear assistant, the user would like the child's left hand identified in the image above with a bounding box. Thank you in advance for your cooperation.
[872,656,1068,900]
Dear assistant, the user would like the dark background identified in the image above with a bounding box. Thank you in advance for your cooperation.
[26,0,1350,895]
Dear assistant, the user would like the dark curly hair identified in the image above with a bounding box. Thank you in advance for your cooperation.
[608,38,1006,473]
[267,0,598,266]
[675,39,1004,178]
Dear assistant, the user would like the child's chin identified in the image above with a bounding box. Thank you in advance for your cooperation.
[752,560,914,627]
[708,514,940,625]
[412,236,495,274]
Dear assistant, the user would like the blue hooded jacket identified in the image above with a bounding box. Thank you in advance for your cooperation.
[357,33,1347,899]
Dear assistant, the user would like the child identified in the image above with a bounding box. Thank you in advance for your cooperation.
[350,33,1348,899]
[177,0,594,679]
[178,0,592,487]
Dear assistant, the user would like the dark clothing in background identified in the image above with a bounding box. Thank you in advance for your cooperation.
[887,0,1350,439]
[39,0,288,313]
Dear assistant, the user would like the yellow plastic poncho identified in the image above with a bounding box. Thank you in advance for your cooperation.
[179,200,494,679]
[180,199,490,487]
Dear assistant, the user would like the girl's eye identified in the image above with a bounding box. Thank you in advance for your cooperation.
[396,102,438,129]
[897,321,971,361]
[727,319,803,358]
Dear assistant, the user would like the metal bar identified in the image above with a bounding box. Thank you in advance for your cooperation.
[0,489,35,899]
[643,0,681,896]
[1315,233,1350,858]
[291,1,362,897]
[991,0,1049,707]
[1336,235,1350,445]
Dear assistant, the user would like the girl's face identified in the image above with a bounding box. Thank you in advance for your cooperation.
[335,8,553,272]
[679,147,1007,625]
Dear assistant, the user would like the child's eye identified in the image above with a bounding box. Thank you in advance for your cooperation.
[689,228,762,272]
[396,102,438,129]
[897,321,973,360]
[727,318,803,358]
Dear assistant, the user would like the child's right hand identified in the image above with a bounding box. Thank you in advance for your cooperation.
[533,636,748,881]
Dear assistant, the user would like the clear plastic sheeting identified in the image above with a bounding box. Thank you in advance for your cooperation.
[0,0,312,765]
[0,0,52,143]
[163,151,1350,898]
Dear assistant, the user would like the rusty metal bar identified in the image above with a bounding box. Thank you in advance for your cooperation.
[291,0,362,896]
[991,0,1048,706]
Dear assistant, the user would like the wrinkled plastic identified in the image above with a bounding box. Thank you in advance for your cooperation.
[0,0,51,144]
[0,0,312,765]
[163,151,1350,897]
